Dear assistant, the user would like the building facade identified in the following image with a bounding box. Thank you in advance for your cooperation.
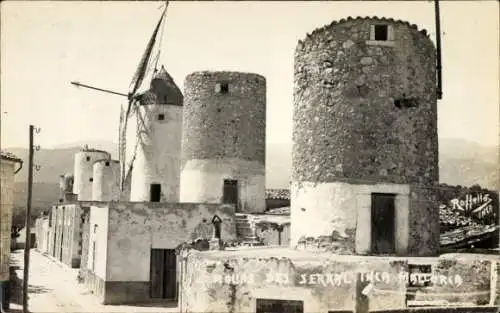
[291,17,440,256]
[180,71,267,213]
[79,202,237,304]
[0,151,23,310]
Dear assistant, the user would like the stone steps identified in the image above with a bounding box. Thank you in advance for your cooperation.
[235,214,258,243]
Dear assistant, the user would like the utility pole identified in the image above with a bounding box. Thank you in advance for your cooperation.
[22,125,36,313]
[434,0,443,99]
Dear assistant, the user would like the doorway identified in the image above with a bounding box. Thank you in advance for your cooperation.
[222,179,239,211]
[150,249,177,300]
[370,193,396,254]
[150,184,161,202]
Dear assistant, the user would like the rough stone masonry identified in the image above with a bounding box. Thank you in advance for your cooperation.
[180,71,267,213]
[291,17,440,256]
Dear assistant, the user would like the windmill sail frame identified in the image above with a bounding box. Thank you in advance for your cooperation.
[119,3,169,191]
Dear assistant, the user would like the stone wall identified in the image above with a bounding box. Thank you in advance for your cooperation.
[180,248,408,313]
[182,71,266,164]
[291,17,439,256]
[293,17,438,185]
[180,249,499,313]
[180,71,267,213]
[407,186,440,256]
[0,160,16,282]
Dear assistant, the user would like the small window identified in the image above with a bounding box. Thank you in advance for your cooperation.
[374,25,388,41]
[158,114,165,121]
[86,156,91,161]
[89,178,93,182]
[105,161,110,166]
[394,98,418,109]
[215,82,229,94]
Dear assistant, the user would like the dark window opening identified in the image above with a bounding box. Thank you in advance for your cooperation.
[371,193,396,255]
[215,82,229,94]
[394,98,418,109]
[256,299,304,313]
[150,183,161,202]
[222,180,239,211]
[158,114,165,121]
[105,161,110,166]
[163,96,168,103]
[89,178,93,182]
[374,25,388,41]
[86,156,91,161]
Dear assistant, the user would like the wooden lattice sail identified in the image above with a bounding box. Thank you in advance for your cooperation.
[119,2,169,191]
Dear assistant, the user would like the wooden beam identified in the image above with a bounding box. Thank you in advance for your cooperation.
[70,81,129,98]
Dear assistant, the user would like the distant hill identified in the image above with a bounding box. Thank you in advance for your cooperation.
[6,138,499,214]
[265,138,499,190]
[8,142,119,184]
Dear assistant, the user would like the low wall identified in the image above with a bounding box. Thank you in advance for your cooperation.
[180,248,499,313]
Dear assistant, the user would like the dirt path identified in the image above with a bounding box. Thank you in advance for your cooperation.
[9,250,179,312]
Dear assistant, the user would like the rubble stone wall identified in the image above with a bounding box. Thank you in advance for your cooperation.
[182,71,266,164]
[291,17,439,256]
[180,71,266,213]
[293,17,438,185]
[180,251,499,313]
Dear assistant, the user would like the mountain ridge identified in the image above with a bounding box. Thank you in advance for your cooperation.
[5,138,499,212]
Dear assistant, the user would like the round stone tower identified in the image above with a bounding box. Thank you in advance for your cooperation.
[92,159,120,202]
[292,17,439,256]
[73,148,110,201]
[180,71,266,213]
[129,65,183,202]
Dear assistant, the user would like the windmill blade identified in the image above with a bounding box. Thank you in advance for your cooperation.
[119,2,170,193]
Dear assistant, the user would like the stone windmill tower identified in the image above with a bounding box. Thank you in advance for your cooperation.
[291,16,441,257]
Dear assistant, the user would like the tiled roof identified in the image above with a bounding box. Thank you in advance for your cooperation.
[1,150,23,163]
[301,16,429,42]
[265,189,290,200]
[139,65,183,106]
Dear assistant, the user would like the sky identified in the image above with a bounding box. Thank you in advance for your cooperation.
[1,0,499,150]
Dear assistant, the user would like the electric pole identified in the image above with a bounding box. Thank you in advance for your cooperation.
[22,125,40,313]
